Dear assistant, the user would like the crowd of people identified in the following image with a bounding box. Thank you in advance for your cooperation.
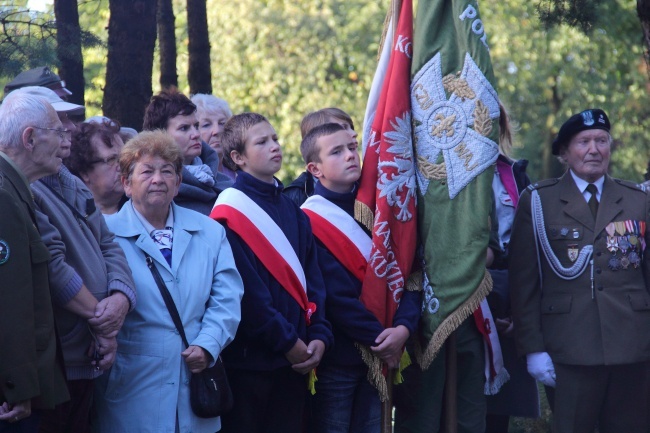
[0,65,648,433]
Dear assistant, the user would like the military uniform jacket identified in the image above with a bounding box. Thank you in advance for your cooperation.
[0,152,68,408]
[509,172,650,366]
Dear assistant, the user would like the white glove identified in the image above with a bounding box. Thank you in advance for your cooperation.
[526,351,556,387]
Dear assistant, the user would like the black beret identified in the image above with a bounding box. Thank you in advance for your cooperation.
[552,108,610,155]
[4,66,72,98]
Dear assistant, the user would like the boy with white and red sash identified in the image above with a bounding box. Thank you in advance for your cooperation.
[300,123,421,433]
[209,113,333,433]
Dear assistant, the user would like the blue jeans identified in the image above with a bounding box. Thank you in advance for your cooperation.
[310,363,381,433]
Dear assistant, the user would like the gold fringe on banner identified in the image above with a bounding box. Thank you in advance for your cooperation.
[354,200,375,232]
[415,269,493,370]
[406,270,423,292]
[357,344,389,401]
[356,343,412,402]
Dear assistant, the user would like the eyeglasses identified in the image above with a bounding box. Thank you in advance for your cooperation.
[89,154,120,167]
[32,126,71,141]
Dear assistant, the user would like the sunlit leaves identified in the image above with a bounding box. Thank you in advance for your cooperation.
[483,0,650,181]
[204,0,385,182]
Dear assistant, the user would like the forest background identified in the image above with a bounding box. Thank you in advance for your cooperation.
[1,0,649,186]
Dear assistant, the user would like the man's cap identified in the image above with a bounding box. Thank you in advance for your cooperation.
[552,108,610,155]
[4,66,73,98]
[12,86,85,116]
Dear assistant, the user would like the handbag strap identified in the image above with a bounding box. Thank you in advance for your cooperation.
[144,252,190,348]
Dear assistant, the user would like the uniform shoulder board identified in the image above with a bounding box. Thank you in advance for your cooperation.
[614,178,647,193]
[526,178,559,192]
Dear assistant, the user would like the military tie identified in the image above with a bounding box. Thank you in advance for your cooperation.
[586,183,599,218]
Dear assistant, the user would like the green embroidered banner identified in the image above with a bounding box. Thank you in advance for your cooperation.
[411,0,499,368]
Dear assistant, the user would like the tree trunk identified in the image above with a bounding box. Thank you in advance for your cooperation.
[54,0,84,105]
[187,0,212,94]
[157,0,177,89]
[103,0,157,130]
[638,0,650,79]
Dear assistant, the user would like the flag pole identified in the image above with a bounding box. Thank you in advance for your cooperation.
[381,369,395,433]
[380,2,401,429]
[391,0,401,41]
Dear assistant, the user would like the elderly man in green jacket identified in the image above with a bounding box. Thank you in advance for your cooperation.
[510,108,650,433]
[8,86,136,433]
[0,90,69,431]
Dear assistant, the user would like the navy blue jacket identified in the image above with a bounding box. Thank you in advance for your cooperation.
[284,170,315,207]
[313,182,421,366]
[220,171,333,371]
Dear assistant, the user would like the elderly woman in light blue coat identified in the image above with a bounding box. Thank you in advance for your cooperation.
[92,130,243,433]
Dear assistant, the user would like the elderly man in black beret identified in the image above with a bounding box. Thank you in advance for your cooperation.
[509,108,650,433]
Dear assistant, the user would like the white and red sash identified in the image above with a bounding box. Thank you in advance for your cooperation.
[301,195,372,283]
[473,299,509,395]
[210,188,316,324]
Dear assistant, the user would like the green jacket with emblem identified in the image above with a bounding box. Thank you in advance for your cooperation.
[0,152,69,408]
[509,172,650,366]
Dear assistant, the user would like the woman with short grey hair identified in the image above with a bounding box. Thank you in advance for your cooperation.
[191,94,236,182]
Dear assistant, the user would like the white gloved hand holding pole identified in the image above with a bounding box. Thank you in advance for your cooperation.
[526,351,556,387]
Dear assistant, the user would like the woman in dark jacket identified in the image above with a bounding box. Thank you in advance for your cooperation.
[485,105,540,432]
[143,89,232,215]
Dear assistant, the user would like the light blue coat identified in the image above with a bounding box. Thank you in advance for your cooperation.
[93,202,243,433]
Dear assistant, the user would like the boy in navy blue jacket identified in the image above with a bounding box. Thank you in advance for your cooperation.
[210,113,333,433]
[299,122,421,433]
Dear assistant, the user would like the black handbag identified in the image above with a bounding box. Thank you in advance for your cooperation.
[145,253,234,418]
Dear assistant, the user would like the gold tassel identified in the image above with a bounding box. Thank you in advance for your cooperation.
[416,270,493,370]
[308,370,318,395]
[393,349,412,385]
[354,200,375,232]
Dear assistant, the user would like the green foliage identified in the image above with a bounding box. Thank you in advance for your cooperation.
[482,0,650,182]
[204,0,386,183]
[0,0,104,106]
[18,0,383,183]
[76,0,109,115]
[536,0,604,33]
[5,0,649,185]
[0,7,58,80]
[509,383,553,432]
[70,0,386,183]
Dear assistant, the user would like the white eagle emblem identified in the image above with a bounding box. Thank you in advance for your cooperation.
[373,112,417,222]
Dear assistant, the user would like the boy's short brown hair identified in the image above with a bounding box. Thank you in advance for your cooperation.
[300,107,354,139]
[221,112,269,172]
[300,122,345,165]
[142,88,196,131]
